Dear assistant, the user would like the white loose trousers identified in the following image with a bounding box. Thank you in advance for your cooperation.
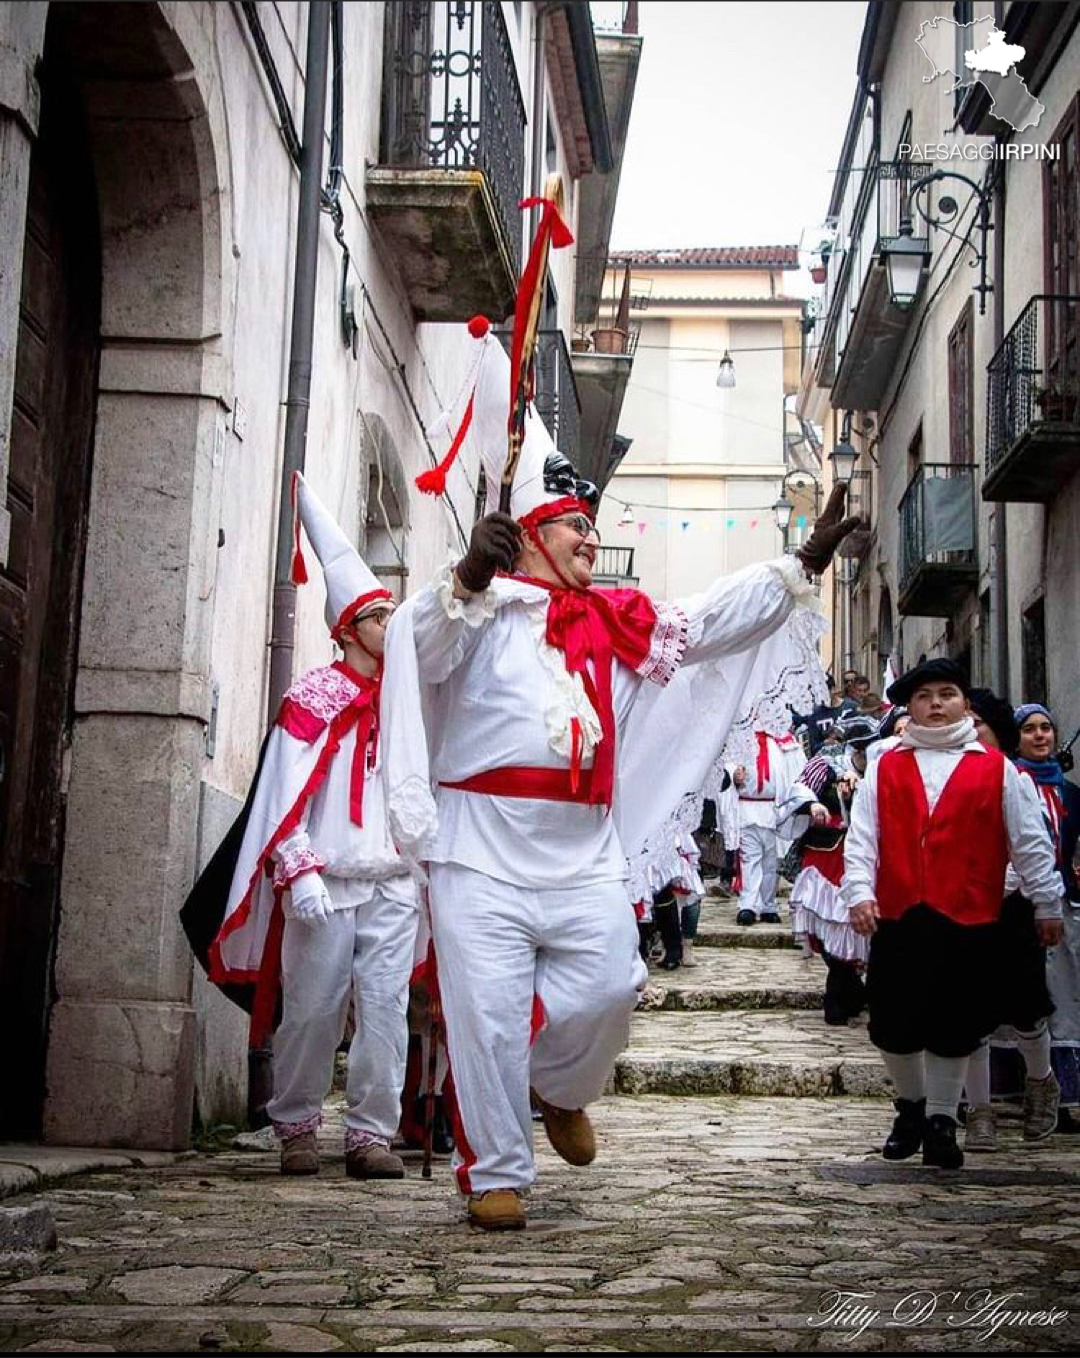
[738,822,779,919]
[268,887,419,1143]
[429,862,647,1195]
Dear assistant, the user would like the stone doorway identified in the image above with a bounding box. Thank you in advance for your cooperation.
[0,29,101,1140]
[0,1,227,1149]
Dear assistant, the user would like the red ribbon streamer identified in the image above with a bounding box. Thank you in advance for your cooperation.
[756,731,771,793]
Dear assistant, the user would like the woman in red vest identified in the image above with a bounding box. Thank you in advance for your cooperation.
[845,659,1063,1170]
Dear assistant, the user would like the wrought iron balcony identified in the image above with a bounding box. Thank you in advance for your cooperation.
[984,295,1080,502]
[367,1,525,322]
[898,463,978,618]
[826,161,934,408]
[496,329,582,462]
[592,545,637,586]
[534,330,581,463]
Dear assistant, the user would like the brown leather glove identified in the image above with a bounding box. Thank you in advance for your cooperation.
[796,483,864,576]
[455,512,522,593]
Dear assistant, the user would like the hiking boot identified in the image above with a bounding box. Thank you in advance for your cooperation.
[736,909,756,926]
[531,1090,596,1166]
[1023,1071,1060,1143]
[882,1097,925,1161]
[279,1131,319,1176]
[345,1143,405,1180]
[964,1105,997,1153]
[922,1114,964,1169]
[467,1189,526,1231]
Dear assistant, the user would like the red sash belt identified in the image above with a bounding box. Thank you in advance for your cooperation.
[440,766,595,803]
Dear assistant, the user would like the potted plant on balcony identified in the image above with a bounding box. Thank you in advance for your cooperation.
[1034,383,1080,423]
[591,326,628,354]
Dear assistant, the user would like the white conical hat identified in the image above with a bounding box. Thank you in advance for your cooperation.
[291,472,392,636]
[418,318,596,529]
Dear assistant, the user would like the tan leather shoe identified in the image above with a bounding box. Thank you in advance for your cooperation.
[467,1189,526,1231]
[280,1131,319,1176]
[531,1090,596,1166]
[345,1143,405,1179]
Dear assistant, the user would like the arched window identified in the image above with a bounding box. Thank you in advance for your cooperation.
[358,413,410,601]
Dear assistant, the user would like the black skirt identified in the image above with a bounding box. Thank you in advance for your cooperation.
[995,891,1054,1031]
[866,903,1009,1058]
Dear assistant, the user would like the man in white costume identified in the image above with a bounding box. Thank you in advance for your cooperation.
[185,474,419,1179]
[383,321,859,1229]
[731,730,806,926]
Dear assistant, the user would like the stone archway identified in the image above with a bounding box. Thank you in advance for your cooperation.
[32,2,229,1149]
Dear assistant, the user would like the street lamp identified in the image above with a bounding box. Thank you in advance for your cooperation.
[715,351,736,389]
[772,496,794,535]
[828,437,859,487]
[881,218,930,310]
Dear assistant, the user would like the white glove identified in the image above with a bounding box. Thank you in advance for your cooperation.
[289,870,333,925]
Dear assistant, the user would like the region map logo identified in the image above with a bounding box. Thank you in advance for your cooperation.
[917,15,1044,133]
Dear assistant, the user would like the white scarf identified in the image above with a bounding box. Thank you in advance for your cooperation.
[899,716,977,751]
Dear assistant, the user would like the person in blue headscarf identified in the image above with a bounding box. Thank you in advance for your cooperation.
[991,702,1080,1129]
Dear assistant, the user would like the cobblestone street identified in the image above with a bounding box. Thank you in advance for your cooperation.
[3,895,1079,1353]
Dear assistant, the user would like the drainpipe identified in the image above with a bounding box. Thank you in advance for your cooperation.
[252,0,330,1128]
[991,0,1009,696]
[268,1,331,719]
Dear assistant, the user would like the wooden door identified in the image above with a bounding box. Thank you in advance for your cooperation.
[0,55,100,1139]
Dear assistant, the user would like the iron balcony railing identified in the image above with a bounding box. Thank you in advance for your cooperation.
[593,546,636,581]
[898,463,977,597]
[829,160,934,364]
[381,1,526,274]
[498,329,582,461]
[986,294,1080,475]
[534,330,582,462]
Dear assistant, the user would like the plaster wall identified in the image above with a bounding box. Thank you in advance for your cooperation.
[1,0,599,1144]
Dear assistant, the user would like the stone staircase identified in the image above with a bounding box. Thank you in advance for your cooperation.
[613,889,889,1099]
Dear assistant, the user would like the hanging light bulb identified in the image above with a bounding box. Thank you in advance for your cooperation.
[618,502,635,528]
[716,351,736,389]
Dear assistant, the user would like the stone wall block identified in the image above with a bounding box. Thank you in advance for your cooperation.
[77,393,216,684]
[54,714,203,1003]
[43,998,195,1149]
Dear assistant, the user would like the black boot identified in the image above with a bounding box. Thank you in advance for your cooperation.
[922,1114,964,1169]
[653,896,683,970]
[882,1097,926,1160]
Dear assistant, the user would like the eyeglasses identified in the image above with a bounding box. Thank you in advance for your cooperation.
[546,513,601,545]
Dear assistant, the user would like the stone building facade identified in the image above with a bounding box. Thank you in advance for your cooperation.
[0,0,639,1148]
[801,2,1080,714]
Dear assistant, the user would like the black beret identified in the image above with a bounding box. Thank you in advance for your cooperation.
[886,657,970,706]
[969,687,1019,755]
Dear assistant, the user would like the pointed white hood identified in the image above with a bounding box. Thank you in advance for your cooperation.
[292,471,392,636]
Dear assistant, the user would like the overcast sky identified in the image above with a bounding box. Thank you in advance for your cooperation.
[604,1,866,263]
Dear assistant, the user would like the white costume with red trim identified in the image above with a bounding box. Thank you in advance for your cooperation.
[731,732,805,920]
[208,475,419,1151]
[384,555,824,1195]
[382,321,827,1195]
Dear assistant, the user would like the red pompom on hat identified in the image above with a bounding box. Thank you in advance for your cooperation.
[467,314,491,339]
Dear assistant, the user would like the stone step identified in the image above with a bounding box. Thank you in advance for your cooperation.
[643,948,824,1011]
[694,896,799,949]
[614,1009,888,1099]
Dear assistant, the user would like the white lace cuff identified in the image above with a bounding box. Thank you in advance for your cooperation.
[434,560,499,626]
[636,602,689,687]
[770,553,821,607]
[273,845,325,888]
